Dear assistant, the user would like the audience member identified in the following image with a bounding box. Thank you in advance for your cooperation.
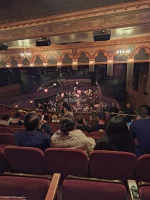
[52,114,59,122]
[109,102,119,117]
[62,102,73,116]
[15,113,53,151]
[95,116,134,153]
[51,115,95,154]
[0,115,11,126]
[125,103,134,123]
[91,111,106,132]
[76,115,91,133]
[130,105,150,156]
[10,112,24,126]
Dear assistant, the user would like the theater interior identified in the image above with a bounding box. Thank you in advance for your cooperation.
[0,0,150,199]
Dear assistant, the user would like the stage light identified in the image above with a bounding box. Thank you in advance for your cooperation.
[44,88,48,93]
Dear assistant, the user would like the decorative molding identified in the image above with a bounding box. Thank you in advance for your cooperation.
[0,1,150,42]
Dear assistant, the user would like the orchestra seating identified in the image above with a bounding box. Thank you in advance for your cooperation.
[0,173,60,200]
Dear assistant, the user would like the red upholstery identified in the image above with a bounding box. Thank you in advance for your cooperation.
[13,128,25,133]
[62,179,127,200]
[0,127,14,134]
[135,155,150,182]
[83,131,90,136]
[139,185,150,200]
[4,146,46,174]
[0,176,50,200]
[0,133,15,145]
[89,150,137,180]
[90,131,105,137]
[0,148,10,173]
[44,148,88,179]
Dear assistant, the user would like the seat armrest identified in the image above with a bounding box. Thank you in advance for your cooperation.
[127,180,140,200]
[45,173,61,200]
[138,181,150,187]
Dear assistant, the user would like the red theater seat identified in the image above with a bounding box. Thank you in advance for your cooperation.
[62,176,127,200]
[0,127,14,134]
[4,146,46,175]
[0,133,15,145]
[135,155,150,182]
[0,148,10,173]
[13,128,25,133]
[90,131,105,138]
[83,131,90,136]
[138,182,150,200]
[0,173,60,200]
[44,148,88,180]
[89,150,137,180]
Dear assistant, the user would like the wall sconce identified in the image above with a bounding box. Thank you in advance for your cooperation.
[30,63,35,67]
[44,88,48,93]
[43,63,48,67]
[76,82,79,86]
[127,58,134,63]
[61,93,65,98]
[29,100,33,104]
[89,60,95,72]
[6,64,11,68]
[57,62,62,68]
[72,61,78,70]
[107,59,113,64]
[18,64,23,67]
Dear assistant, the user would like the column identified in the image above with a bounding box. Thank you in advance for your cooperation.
[126,59,134,91]
[107,60,113,77]
[145,57,150,105]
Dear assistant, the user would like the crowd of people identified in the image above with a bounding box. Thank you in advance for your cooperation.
[0,100,150,157]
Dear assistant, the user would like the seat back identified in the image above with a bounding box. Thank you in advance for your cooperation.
[0,175,50,200]
[62,177,127,200]
[90,131,105,137]
[139,184,150,200]
[44,148,88,179]
[89,150,137,180]
[135,155,150,182]
[0,148,10,173]
[4,146,46,174]
[0,127,14,134]
[13,128,25,133]
[0,133,15,145]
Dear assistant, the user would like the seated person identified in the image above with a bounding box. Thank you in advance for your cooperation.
[95,116,134,153]
[0,114,11,126]
[10,112,24,126]
[51,115,95,154]
[14,113,53,151]
[76,115,91,133]
[62,102,74,116]
[52,114,59,123]
[91,111,106,132]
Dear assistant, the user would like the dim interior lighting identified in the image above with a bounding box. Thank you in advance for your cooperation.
[89,60,95,65]
[6,64,11,68]
[127,58,134,63]
[117,49,131,57]
[44,88,48,93]
[30,63,34,67]
[18,64,23,67]
[57,62,62,68]
[72,61,78,66]
[77,90,81,95]
[76,82,79,86]
[43,63,48,67]
[30,100,33,104]
[53,83,57,86]
[107,59,113,64]
[61,93,65,98]
[76,94,80,98]
[15,104,18,108]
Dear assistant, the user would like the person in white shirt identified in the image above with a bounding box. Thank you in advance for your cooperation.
[0,115,11,126]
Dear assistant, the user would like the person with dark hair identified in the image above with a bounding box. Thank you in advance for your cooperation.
[51,115,95,154]
[14,113,52,151]
[76,115,91,133]
[10,112,24,126]
[130,105,150,156]
[62,102,73,116]
[109,102,119,117]
[0,114,11,126]
[95,116,134,153]
[124,103,134,123]
[91,111,106,132]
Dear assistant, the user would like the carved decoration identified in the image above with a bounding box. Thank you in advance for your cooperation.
[134,48,150,60]
[61,54,73,64]
[10,57,18,67]
[22,58,30,66]
[47,56,57,65]
[93,51,108,62]
[77,52,90,63]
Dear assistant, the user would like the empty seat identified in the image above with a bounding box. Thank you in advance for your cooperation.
[138,182,150,200]
[0,148,10,173]
[0,127,14,134]
[135,155,150,182]
[0,173,60,200]
[62,176,127,200]
[4,146,46,174]
[44,148,88,180]
[90,131,105,137]
[0,133,15,145]
[89,150,137,180]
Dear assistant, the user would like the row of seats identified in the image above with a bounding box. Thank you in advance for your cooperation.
[0,147,149,182]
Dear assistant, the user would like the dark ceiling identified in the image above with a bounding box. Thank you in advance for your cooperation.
[0,0,135,24]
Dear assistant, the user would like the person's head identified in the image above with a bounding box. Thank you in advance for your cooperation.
[1,115,10,121]
[138,105,150,119]
[98,111,106,122]
[106,116,129,139]
[112,102,116,107]
[62,102,72,114]
[52,114,58,121]
[60,116,75,135]
[14,112,21,119]
[127,103,131,109]
[24,113,40,131]
[76,115,84,125]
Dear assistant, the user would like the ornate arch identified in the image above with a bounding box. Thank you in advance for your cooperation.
[92,50,110,62]
[131,46,150,58]
[31,54,46,64]
[22,58,31,66]
[8,56,20,64]
[47,55,58,65]
[76,51,91,64]
[76,51,91,60]
[60,53,74,64]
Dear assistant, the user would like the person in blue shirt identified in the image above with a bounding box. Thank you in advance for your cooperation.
[14,113,52,151]
[130,105,150,156]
